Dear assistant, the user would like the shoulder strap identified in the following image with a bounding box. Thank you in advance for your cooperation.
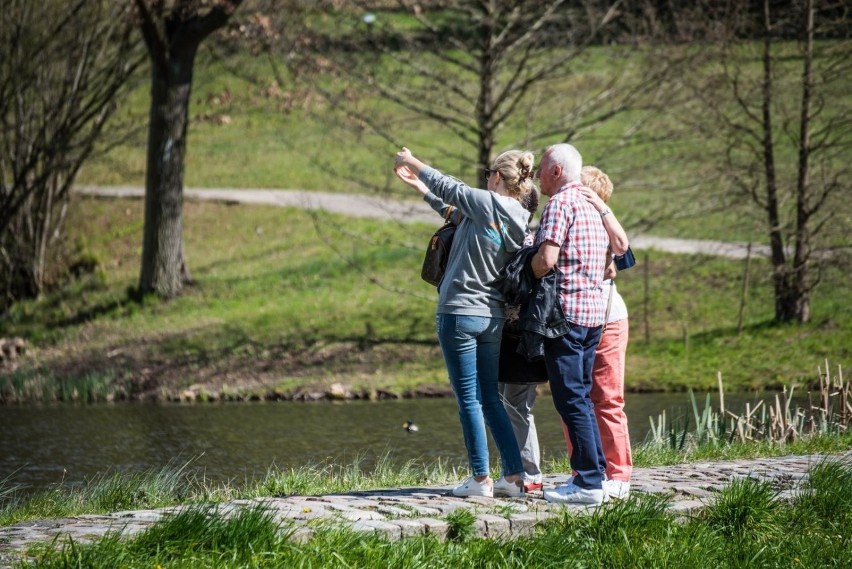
[444,206,456,225]
[602,280,614,333]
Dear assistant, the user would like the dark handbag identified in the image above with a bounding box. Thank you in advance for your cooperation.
[614,247,636,271]
[498,324,549,384]
[421,209,457,286]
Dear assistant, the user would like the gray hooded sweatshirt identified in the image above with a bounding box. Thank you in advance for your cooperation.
[419,166,529,318]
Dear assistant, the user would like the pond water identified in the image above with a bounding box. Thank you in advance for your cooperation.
[0,391,807,493]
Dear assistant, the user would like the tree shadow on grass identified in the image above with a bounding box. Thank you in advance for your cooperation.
[49,297,129,329]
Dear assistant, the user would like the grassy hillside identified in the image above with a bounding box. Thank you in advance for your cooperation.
[1,196,848,401]
[76,42,850,246]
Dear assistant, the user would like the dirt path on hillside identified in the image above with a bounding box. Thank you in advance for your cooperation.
[75,185,769,260]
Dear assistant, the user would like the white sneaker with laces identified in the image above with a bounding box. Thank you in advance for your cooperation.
[603,480,631,499]
[452,476,493,498]
[543,482,605,505]
[493,476,525,498]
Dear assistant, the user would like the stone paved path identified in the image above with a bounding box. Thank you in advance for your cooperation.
[2,452,848,566]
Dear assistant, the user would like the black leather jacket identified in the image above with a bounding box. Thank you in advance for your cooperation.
[493,245,571,361]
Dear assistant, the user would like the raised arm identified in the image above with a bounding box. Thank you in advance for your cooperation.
[395,165,462,224]
[394,146,493,225]
[394,147,427,178]
[394,164,430,197]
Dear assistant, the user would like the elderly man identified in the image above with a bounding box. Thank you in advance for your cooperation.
[531,143,610,505]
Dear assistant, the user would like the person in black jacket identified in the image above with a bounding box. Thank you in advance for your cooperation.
[497,190,547,493]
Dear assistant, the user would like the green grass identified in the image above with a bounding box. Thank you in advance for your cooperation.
[0,462,201,527]
[1,197,445,398]
[18,460,852,569]
[0,454,456,527]
[241,454,457,500]
[1,196,849,401]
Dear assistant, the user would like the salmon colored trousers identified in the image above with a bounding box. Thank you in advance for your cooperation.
[562,318,632,481]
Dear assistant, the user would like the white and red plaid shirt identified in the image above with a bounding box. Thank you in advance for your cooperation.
[535,181,608,327]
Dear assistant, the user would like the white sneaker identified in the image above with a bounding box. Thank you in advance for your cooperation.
[493,476,525,498]
[603,480,631,499]
[543,482,605,505]
[452,476,493,498]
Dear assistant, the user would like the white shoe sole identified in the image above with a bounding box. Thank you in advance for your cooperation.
[543,488,605,505]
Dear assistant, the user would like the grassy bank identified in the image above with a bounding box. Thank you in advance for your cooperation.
[0,454,462,528]
[1,196,850,402]
[6,454,852,568]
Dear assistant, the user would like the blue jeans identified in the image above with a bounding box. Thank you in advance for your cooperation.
[436,313,524,478]
[544,324,606,489]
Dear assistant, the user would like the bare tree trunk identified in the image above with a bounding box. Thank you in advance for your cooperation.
[737,242,752,335]
[138,46,195,298]
[32,181,53,296]
[681,0,847,324]
[791,0,814,323]
[760,0,793,323]
[475,7,497,187]
[135,0,243,298]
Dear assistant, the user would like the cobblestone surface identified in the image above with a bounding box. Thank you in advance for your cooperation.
[1,452,848,566]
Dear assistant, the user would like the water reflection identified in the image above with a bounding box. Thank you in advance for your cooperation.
[0,391,805,492]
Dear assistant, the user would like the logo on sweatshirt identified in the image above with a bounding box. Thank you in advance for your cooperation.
[483,223,504,247]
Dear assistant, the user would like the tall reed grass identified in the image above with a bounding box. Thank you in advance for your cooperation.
[0,367,124,404]
[645,361,849,451]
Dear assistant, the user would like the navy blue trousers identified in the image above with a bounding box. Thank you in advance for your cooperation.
[544,325,606,489]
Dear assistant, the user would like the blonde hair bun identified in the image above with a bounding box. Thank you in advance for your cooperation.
[492,150,536,203]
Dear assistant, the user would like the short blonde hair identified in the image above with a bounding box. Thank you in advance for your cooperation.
[581,165,613,203]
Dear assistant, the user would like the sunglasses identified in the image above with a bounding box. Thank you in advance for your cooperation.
[483,168,497,178]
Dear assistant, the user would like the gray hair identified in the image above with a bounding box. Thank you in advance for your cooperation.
[545,143,582,183]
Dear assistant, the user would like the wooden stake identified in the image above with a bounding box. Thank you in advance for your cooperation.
[737,242,752,335]
[643,252,650,344]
